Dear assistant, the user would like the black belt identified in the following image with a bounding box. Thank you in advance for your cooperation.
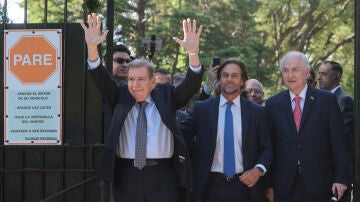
[118,158,172,167]
[210,172,243,183]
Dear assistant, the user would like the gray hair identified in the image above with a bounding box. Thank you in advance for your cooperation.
[245,79,264,91]
[279,51,310,70]
[127,58,155,77]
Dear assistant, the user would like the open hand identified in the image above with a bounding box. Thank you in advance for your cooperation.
[80,13,109,48]
[173,18,203,52]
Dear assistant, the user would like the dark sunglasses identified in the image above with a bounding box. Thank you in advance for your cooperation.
[113,57,131,64]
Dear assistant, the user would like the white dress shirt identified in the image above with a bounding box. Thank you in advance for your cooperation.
[211,95,244,173]
[289,84,308,111]
[330,86,340,94]
[87,58,203,159]
[117,97,174,159]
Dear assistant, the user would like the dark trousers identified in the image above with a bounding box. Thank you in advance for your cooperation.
[201,173,251,202]
[113,157,179,202]
[339,186,352,202]
[275,173,330,202]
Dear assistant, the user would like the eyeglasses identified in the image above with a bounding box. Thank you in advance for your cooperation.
[245,88,263,95]
[113,57,131,64]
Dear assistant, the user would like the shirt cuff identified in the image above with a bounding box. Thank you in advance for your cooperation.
[189,64,202,74]
[255,164,267,176]
[87,58,101,70]
[203,84,211,95]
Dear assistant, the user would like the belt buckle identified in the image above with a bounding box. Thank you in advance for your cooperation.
[226,174,235,182]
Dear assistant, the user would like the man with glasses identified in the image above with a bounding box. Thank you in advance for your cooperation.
[111,44,132,82]
[244,79,265,105]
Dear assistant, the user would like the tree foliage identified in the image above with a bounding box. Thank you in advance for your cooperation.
[254,0,354,95]
[0,2,9,23]
[13,0,355,97]
[18,0,101,23]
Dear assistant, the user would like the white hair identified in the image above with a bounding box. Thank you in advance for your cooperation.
[279,51,310,70]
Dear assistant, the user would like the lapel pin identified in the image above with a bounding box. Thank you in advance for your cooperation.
[310,96,314,100]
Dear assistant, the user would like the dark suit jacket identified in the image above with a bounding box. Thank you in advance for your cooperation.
[179,95,273,201]
[265,87,350,198]
[89,63,204,189]
[334,87,354,165]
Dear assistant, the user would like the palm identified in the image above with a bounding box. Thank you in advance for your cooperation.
[80,14,108,47]
[173,18,203,52]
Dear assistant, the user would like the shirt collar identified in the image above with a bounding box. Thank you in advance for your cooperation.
[220,94,241,107]
[330,86,340,94]
[289,84,308,101]
[136,96,153,109]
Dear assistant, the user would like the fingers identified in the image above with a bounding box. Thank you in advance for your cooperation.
[172,37,184,46]
[87,14,93,27]
[101,30,110,41]
[180,19,187,38]
[196,24,203,37]
[183,18,202,34]
[85,13,100,28]
[239,172,253,187]
[332,183,347,200]
[80,13,98,30]
[186,18,192,32]
[239,168,261,187]
[96,14,102,30]
[80,22,87,31]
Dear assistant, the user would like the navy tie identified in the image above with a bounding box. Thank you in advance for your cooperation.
[134,102,148,169]
[224,101,235,178]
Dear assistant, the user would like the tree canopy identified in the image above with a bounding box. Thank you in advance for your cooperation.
[11,0,355,97]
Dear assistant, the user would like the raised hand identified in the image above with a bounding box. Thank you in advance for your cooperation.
[173,18,203,53]
[80,13,109,61]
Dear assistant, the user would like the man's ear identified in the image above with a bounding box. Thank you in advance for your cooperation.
[151,76,157,89]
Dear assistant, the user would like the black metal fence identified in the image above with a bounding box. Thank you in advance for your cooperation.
[0,0,115,201]
[1,0,360,202]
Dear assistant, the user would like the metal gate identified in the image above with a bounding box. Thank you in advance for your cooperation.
[1,0,114,201]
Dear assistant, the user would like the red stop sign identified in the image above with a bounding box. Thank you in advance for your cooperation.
[9,36,57,84]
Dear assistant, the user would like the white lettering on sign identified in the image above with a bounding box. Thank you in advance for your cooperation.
[13,54,53,66]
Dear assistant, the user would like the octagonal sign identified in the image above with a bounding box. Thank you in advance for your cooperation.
[9,36,57,84]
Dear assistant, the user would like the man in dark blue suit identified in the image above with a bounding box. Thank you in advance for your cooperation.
[81,14,204,201]
[180,58,273,202]
[266,51,349,202]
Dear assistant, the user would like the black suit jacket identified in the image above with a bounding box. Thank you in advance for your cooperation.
[265,87,350,198]
[179,95,273,201]
[89,63,204,189]
[334,87,354,162]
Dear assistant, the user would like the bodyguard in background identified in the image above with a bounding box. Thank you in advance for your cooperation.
[80,13,203,201]
[318,61,354,202]
[266,51,349,202]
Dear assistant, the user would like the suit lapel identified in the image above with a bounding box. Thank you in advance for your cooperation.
[210,97,220,147]
[299,87,315,133]
[283,91,297,135]
[240,97,249,150]
[150,89,168,125]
